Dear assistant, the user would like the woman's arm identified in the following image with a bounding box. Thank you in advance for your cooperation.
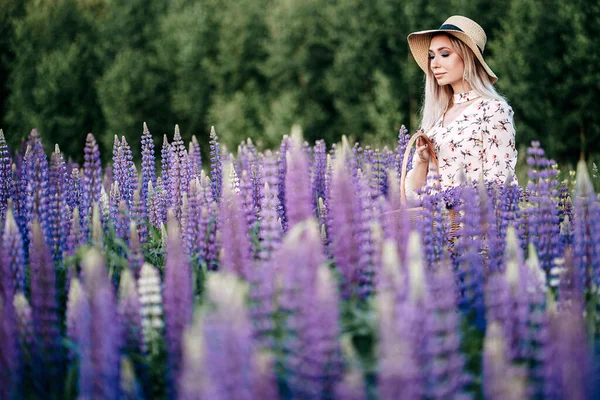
[405,137,431,204]
[481,101,518,185]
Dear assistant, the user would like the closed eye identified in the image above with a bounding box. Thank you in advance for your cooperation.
[428,53,449,60]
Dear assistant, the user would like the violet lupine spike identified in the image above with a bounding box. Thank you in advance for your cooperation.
[498,171,521,257]
[48,145,69,263]
[138,262,164,354]
[13,293,33,391]
[284,264,345,399]
[161,134,171,186]
[173,125,191,216]
[0,294,21,400]
[1,207,25,301]
[328,148,365,299]
[477,179,503,276]
[132,188,147,244]
[251,161,263,224]
[573,160,600,291]
[82,133,103,223]
[258,150,283,262]
[66,277,85,361]
[183,178,203,258]
[334,338,367,400]
[141,122,156,212]
[277,134,290,232]
[168,145,183,221]
[67,167,82,222]
[284,128,314,230]
[80,248,121,400]
[395,125,413,177]
[189,134,202,179]
[385,169,411,262]
[525,143,562,277]
[209,126,223,203]
[0,129,13,222]
[312,139,327,212]
[423,262,471,399]
[118,269,144,357]
[128,220,144,278]
[120,136,136,206]
[164,210,194,397]
[218,164,253,279]
[417,177,445,270]
[64,206,83,261]
[356,170,376,299]
[454,183,486,329]
[483,322,527,400]
[239,169,257,231]
[29,219,63,395]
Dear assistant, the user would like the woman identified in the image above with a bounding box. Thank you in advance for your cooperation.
[404,15,517,204]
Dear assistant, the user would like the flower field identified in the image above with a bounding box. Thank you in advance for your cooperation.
[0,124,599,399]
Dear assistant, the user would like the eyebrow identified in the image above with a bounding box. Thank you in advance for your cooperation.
[428,47,451,52]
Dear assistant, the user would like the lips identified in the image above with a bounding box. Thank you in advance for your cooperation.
[434,73,446,78]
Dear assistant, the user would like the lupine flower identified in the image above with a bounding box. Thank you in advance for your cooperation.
[67,168,82,224]
[239,169,257,231]
[0,129,13,222]
[1,207,25,301]
[277,134,290,231]
[395,125,413,177]
[138,262,164,354]
[334,338,367,400]
[141,122,156,212]
[258,150,283,261]
[483,322,526,400]
[284,128,313,230]
[312,140,327,212]
[163,209,193,397]
[29,219,63,395]
[209,126,222,203]
[118,269,144,357]
[80,248,121,399]
[0,294,20,399]
[66,278,86,361]
[356,169,376,298]
[82,133,103,223]
[188,134,202,179]
[572,160,600,291]
[218,163,253,279]
[13,292,33,390]
[48,145,69,262]
[384,169,411,263]
[328,146,369,299]
[161,134,170,184]
[417,176,445,270]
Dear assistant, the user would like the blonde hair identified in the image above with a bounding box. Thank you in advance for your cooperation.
[419,33,507,132]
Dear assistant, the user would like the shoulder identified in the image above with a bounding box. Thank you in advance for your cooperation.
[479,98,514,118]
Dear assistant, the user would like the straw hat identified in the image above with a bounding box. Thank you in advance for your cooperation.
[407,15,498,84]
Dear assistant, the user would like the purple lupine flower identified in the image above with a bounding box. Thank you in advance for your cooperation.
[183,178,204,259]
[497,171,521,256]
[67,167,82,221]
[218,164,253,279]
[66,277,85,361]
[164,209,193,397]
[0,129,13,222]
[423,261,470,398]
[277,135,290,231]
[118,269,144,356]
[258,150,283,262]
[131,188,148,244]
[417,176,445,270]
[482,322,526,400]
[1,207,25,301]
[328,148,367,299]
[128,220,144,278]
[23,129,51,259]
[82,133,103,223]
[209,126,222,203]
[138,262,164,354]
[284,132,313,230]
[48,145,69,263]
[80,248,121,399]
[239,169,257,231]
[525,142,561,276]
[170,125,191,221]
[284,264,345,398]
[29,219,63,394]
[395,125,413,177]
[141,122,156,213]
[572,160,600,291]
[312,139,327,212]
[384,170,411,263]
[188,134,202,179]
[356,170,376,299]
[377,233,428,399]
[116,136,135,207]
[454,183,486,328]
[478,180,504,275]
[90,202,104,249]
[64,206,83,261]
[0,294,21,399]
[161,134,170,186]
[334,356,367,400]
[13,293,33,392]
[148,178,167,229]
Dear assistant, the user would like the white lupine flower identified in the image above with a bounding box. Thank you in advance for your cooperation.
[138,263,164,353]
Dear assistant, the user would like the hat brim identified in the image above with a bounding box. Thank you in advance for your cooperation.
[407,29,498,84]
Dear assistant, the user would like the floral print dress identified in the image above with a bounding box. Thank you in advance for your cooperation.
[405,90,518,203]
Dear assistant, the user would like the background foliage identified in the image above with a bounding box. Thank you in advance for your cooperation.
[0,0,598,165]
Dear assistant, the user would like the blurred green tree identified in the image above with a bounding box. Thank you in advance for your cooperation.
[490,0,600,165]
[4,0,105,160]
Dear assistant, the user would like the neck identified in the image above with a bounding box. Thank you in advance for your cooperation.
[451,82,473,95]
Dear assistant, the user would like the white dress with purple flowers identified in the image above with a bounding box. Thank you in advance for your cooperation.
[405,90,518,204]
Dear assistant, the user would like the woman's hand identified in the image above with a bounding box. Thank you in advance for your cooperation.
[415,134,431,165]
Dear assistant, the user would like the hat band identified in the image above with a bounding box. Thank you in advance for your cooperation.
[438,24,483,55]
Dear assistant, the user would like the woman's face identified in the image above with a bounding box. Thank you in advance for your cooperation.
[428,35,467,90]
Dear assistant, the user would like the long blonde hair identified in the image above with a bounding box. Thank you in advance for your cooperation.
[419,33,508,132]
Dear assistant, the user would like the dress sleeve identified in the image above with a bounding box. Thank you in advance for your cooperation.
[481,102,518,185]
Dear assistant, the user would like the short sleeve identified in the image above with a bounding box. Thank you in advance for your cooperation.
[480,101,518,185]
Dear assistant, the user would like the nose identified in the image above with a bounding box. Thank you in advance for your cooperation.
[430,55,440,69]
